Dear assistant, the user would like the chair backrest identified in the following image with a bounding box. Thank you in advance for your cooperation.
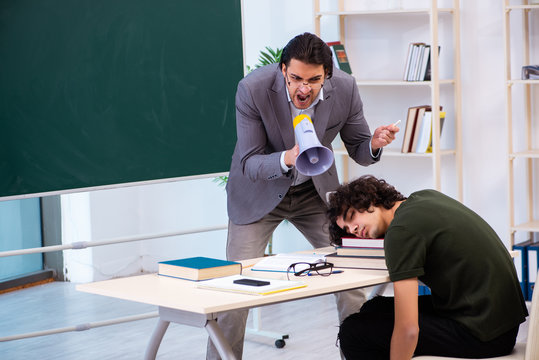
[525,273,538,360]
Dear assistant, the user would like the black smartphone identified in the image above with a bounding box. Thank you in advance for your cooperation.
[233,279,270,287]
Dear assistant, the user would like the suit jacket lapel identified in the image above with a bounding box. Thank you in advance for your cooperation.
[313,79,334,143]
[268,69,295,150]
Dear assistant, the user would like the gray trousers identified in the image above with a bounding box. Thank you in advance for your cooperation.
[207,180,367,359]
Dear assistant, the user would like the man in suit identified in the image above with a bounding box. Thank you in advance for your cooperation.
[207,33,399,359]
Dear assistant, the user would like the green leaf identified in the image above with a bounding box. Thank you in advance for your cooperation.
[212,176,229,188]
[249,46,283,69]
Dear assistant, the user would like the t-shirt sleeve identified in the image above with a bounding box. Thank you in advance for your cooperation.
[385,227,427,282]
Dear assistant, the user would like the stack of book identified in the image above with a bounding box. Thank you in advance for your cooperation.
[158,256,242,281]
[401,105,445,153]
[403,42,439,81]
[327,237,387,270]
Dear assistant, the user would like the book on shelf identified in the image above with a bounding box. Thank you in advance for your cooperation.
[402,43,415,81]
[326,253,387,270]
[414,110,433,153]
[423,46,441,81]
[413,43,426,81]
[414,107,445,154]
[403,43,440,81]
[158,256,241,281]
[327,41,353,75]
[418,45,431,81]
[336,247,385,258]
[401,105,428,153]
[402,105,444,153]
[196,275,306,296]
[251,252,327,273]
[425,111,446,153]
[409,106,430,152]
[341,237,384,248]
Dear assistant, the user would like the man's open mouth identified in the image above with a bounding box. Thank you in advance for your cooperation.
[296,93,310,106]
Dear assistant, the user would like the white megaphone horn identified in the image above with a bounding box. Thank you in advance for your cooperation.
[293,114,334,176]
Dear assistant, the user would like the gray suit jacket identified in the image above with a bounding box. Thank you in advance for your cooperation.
[227,64,379,225]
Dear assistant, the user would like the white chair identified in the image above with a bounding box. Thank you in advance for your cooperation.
[414,281,538,360]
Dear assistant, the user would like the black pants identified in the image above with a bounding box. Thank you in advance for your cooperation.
[338,296,519,360]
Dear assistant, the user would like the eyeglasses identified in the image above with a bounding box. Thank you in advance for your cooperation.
[286,261,334,280]
[285,71,324,90]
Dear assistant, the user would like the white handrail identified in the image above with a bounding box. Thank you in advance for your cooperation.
[0,224,228,257]
[0,312,158,342]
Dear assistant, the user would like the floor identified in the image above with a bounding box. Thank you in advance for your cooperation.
[0,281,530,360]
[0,281,344,359]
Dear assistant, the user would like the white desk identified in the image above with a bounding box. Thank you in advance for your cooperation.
[76,249,390,360]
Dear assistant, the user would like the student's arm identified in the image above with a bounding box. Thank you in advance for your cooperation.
[390,277,419,360]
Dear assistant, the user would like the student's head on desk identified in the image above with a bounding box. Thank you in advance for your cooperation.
[326,175,407,246]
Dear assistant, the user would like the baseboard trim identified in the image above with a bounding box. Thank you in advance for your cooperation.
[0,269,56,294]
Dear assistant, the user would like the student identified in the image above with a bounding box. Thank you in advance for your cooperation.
[327,175,528,360]
[209,33,399,359]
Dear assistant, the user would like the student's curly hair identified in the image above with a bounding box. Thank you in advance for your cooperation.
[327,175,407,246]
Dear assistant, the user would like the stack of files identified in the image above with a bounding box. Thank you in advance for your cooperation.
[401,105,445,154]
[158,256,241,281]
[197,275,306,296]
[403,43,439,81]
[512,240,539,301]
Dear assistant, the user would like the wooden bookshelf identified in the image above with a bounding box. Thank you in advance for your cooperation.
[503,0,539,247]
[356,79,455,86]
[315,0,462,201]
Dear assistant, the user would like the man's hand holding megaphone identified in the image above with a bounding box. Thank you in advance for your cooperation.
[284,144,300,168]
[284,119,401,172]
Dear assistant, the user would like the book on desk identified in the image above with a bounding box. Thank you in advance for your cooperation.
[196,275,306,296]
[336,237,385,258]
[326,253,387,270]
[341,237,384,248]
[251,253,327,273]
[329,237,387,270]
[158,256,242,281]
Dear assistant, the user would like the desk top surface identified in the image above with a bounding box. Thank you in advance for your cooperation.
[76,247,390,314]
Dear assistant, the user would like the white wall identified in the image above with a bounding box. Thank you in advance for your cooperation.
[61,0,539,282]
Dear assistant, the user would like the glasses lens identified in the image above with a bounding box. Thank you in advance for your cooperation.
[312,262,333,276]
[286,72,324,90]
[292,262,311,276]
[295,80,323,90]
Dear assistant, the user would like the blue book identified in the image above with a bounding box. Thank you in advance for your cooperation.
[528,243,539,301]
[418,280,431,296]
[158,257,241,281]
[513,241,530,300]
[418,285,431,296]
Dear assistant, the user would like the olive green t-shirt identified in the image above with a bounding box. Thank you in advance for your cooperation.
[385,190,528,342]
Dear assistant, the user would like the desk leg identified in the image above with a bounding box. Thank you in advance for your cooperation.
[205,319,237,360]
[144,319,170,360]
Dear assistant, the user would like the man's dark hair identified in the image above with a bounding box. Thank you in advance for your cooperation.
[279,32,333,78]
[327,175,407,245]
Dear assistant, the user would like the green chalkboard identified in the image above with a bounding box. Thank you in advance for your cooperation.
[0,0,242,198]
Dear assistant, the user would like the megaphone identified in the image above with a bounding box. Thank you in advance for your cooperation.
[293,114,334,176]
